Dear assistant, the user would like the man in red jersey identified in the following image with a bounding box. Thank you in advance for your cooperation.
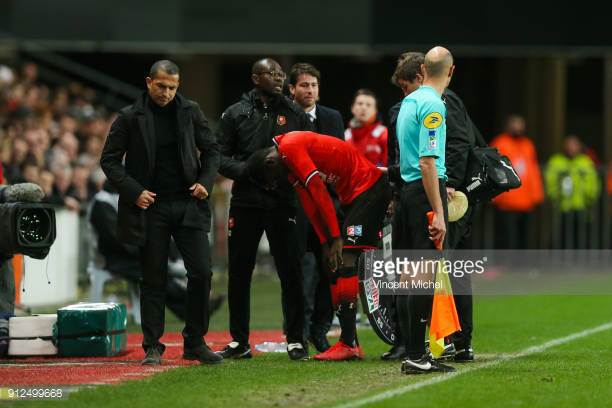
[247,131,392,360]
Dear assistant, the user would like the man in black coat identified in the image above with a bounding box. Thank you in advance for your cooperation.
[287,63,344,352]
[216,58,312,361]
[100,60,221,366]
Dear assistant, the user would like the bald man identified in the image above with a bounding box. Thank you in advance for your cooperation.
[216,58,312,361]
[395,46,456,374]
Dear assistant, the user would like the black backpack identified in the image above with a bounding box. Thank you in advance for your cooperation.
[462,147,522,204]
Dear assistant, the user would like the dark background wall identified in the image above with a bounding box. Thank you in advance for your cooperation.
[1,0,609,161]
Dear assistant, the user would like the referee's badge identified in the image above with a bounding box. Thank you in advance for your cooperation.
[277,115,286,126]
[429,130,437,149]
[423,112,443,129]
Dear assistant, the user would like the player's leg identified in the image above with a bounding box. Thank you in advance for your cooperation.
[265,206,307,360]
[220,207,264,359]
[140,201,173,364]
[397,181,454,374]
[315,175,392,361]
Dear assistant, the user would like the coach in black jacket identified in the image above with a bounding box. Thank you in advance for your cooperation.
[216,58,312,360]
[100,60,221,366]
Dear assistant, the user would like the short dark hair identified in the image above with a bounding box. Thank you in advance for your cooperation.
[149,60,180,78]
[391,52,425,87]
[352,88,377,106]
[288,63,321,86]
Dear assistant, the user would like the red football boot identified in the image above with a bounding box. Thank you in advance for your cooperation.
[313,340,363,361]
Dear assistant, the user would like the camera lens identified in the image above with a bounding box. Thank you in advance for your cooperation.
[18,208,51,244]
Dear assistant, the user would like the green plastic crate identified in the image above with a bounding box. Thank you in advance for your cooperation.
[57,303,127,357]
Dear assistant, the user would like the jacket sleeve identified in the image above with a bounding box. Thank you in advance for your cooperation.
[216,109,248,181]
[100,113,145,205]
[330,110,345,139]
[193,106,220,193]
[544,157,561,201]
[444,93,472,189]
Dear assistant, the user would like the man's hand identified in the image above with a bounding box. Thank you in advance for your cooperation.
[326,237,344,272]
[446,186,456,201]
[136,190,157,210]
[428,211,446,249]
[189,183,209,200]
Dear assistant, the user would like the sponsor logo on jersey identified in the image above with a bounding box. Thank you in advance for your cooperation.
[429,135,437,149]
[347,225,363,237]
[423,112,443,129]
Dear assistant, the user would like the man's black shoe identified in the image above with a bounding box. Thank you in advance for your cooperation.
[287,343,309,361]
[309,334,330,353]
[216,341,252,359]
[401,354,456,375]
[142,347,162,365]
[183,343,223,365]
[454,346,474,362]
[381,344,407,360]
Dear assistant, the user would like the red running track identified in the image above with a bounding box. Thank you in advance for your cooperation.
[0,330,285,386]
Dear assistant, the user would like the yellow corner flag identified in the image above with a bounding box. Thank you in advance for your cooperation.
[429,259,461,358]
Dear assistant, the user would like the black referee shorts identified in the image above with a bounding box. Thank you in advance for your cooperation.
[393,178,448,250]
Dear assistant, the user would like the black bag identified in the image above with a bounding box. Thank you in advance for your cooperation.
[462,147,522,204]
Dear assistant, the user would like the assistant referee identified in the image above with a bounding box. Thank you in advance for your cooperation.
[394,46,455,375]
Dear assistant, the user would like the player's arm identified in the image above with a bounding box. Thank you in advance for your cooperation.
[418,101,446,245]
[281,142,341,243]
[294,172,341,243]
[291,177,332,243]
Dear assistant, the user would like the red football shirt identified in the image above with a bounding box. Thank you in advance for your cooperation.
[274,131,382,243]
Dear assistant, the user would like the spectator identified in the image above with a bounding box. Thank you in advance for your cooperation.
[545,135,600,248]
[345,89,388,167]
[39,170,55,198]
[490,115,544,249]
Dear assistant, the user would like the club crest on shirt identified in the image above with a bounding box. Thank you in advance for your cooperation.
[277,115,286,126]
[423,112,443,129]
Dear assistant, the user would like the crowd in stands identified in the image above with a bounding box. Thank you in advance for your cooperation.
[0,62,110,213]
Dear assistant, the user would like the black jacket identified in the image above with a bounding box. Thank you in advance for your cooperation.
[217,89,311,209]
[312,104,344,139]
[443,89,486,189]
[100,92,220,245]
[386,89,485,189]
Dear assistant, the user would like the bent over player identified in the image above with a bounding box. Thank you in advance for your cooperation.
[247,131,392,360]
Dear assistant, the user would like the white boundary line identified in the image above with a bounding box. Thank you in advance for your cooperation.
[334,321,612,408]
